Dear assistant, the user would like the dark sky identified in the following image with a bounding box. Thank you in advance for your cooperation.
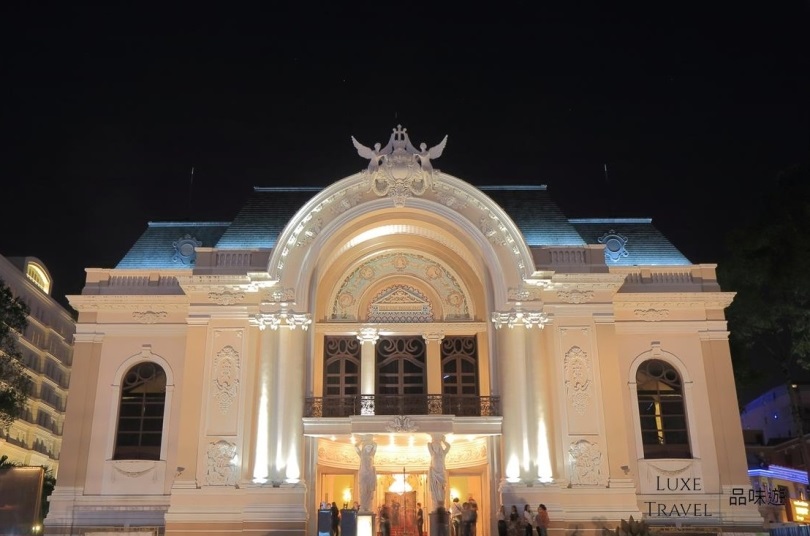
[1,3,807,308]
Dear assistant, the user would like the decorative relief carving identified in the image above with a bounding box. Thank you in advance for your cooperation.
[173,234,202,265]
[208,289,246,306]
[568,439,604,486]
[331,192,362,215]
[508,287,543,302]
[352,125,448,207]
[316,438,488,470]
[368,285,434,323]
[332,252,470,321]
[110,460,158,481]
[296,217,322,246]
[564,346,592,415]
[385,415,419,433]
[132,311,168,323]
[480,215,508,246]
[648,462,692,476]
[557,290,595,304]
[435,189,468,211]
[264,288,296,303]
[598,230,629,263]
[633,308,671,321]
[206,440,237,486]
[213,346,240,414]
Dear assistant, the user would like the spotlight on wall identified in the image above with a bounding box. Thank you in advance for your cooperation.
[620,465,630,475]
[176,466,186,477]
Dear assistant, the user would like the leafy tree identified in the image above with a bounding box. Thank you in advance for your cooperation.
[0,278,31,429]
[718,164,810,391]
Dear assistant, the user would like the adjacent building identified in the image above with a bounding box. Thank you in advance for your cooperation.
[0,254,75,475]
[47,127,763,535]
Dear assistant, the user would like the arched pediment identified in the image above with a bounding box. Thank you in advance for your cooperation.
[268,172,534,310]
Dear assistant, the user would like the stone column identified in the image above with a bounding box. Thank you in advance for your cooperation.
[423,332,445,414]
[250,317,277,483]
[527,324,554,482]
[492,303,548,483]
[273,310,311,484]
[357,327,379,415]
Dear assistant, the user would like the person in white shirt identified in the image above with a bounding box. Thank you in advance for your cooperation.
[523,504,534,536]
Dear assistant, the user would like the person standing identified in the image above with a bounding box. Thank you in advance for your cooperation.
[522,505,533,536]
[508,505,520,536]
[450,497,463,536]
[330,502,341,536]
[535,504,550,536]
[496,505,508,536]
[417,502,425,536]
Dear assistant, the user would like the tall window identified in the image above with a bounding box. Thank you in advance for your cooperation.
[324,336,361,397]
[636,359,691,459]
[441,336,479,415]
[114,362,166,460]
[376,337,426,414]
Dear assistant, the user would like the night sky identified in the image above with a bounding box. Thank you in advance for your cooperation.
[1,3,807,308]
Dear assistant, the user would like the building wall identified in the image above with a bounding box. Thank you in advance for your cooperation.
[0,255,74,477]
[47,171,763,535]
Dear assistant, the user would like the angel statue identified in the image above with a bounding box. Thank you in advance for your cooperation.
[413,135,448,172]
[351,137,391,173]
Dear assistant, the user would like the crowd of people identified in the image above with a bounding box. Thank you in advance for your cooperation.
[496,504,550,536]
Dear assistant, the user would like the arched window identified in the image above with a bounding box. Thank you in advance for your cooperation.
[441,336,479,416]
[636,359,691,459]
[114,361,167,460]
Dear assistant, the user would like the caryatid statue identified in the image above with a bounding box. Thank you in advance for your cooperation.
[355,434,378,512]
[427,433,451,510]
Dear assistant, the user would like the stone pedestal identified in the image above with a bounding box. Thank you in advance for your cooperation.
[429,510,450,536]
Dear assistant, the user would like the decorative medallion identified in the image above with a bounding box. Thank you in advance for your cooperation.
[598,230,629,263]
[564,346,592,415]
[213,346,240,414]
[385,415,419,433]
[296,217,322,247]
[132,310,168,324]
[557,290,595,304]
[479,215,508,246]
[352,125,448,207]
[206,440,237,486]
[568,439,603,486]
[634,308,670,321]
[173,234,202,265]
[208,289,246,306]
[264,288,296,303]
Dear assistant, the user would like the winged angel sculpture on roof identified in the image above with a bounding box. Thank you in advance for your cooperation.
[352,125,448,206]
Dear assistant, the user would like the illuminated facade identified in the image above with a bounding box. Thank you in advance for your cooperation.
[0,255,74,475]
[48,127,762,535]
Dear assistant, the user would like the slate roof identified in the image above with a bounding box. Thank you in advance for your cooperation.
[480,186,586,247]
[215,187,321,249]
[116,186,691,269]
[117,222,231,269]
[569,218,690,266]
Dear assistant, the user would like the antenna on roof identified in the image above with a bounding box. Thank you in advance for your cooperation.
[188,166,195,220]
[603,163,609,183]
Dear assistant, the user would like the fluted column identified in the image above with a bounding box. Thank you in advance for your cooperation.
[492,302,549,483]
[357,327,379,415]
[527,324,554,482]
[273,310,311,484]
[251,315,278,483]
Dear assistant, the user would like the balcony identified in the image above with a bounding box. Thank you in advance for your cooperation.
[304,394,500,418]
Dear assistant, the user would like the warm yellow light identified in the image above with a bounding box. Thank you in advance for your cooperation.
[285,452,300,483]
[450,488,460,501]
[506,455,521,483]
[252,389,270,483]
[343,487,352,503]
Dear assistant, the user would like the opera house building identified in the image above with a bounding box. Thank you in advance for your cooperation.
[47,127,763,535]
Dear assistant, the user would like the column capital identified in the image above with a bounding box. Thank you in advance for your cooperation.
[422,331,445,343]
[491,302,550,329]
[357,327,380,344]
[253,311,312,331]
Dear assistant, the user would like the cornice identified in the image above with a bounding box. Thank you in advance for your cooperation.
[613,292,735,310]
[313,321,487,335]
[68,295,188,312]
[75,324,189,336]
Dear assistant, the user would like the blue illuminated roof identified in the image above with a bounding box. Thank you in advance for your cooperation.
[117,222,230,269]
[481,186,586,247]
[215,187,321,249]
[569,218,691,266]
[115,186,693,269]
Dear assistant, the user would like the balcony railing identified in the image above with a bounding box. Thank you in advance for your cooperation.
[304,395,500,418]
